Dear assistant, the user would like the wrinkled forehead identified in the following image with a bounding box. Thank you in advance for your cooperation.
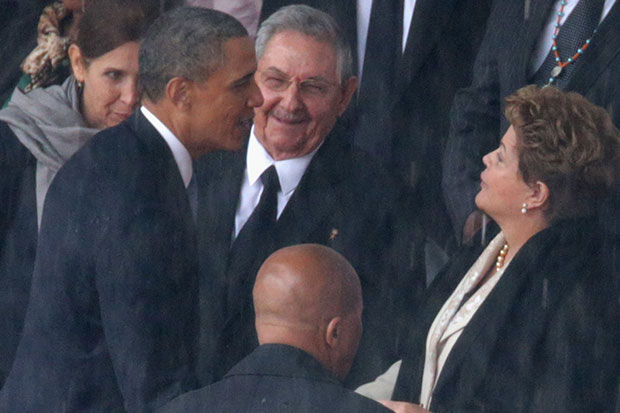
[259,30,340,81]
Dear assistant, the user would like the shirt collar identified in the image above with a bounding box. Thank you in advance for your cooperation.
[246,127,320,196]
[140,106,193,188]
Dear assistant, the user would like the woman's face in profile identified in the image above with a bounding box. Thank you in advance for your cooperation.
[475,125,532,221]
[70,41,141,130]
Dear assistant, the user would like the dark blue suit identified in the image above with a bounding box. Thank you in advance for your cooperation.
[0,112,199,411]
[158,344,392,413]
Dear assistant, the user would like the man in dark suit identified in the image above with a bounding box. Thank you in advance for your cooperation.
[159,244,392,413]
[0,7,263,411]
[196,5,423,388]
[260,0,492,263]
[443,0,620,244]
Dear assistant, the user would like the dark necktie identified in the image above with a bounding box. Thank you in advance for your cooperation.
[226,165,280,309]
[354,0,403,162]
[532,0,604,88]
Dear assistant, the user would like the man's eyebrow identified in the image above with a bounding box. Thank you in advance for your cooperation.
[232,71,256,87]
[261,67,288,76]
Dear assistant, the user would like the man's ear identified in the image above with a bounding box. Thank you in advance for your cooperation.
[325,316,342,349]
[525,180,550,211]
[336,76,358,117]
[165,77,192,111]
[68,44,86,83]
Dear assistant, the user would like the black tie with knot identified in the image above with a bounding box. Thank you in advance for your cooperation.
[226,165,281,309]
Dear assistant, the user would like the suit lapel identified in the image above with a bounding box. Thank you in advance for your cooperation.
[511,0,557,87]
[565,1,620,94]
[197,151,245,278]
[275,136,344,246]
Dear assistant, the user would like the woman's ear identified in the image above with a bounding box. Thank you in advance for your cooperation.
[526,180,550,210]
[68,44,86,83]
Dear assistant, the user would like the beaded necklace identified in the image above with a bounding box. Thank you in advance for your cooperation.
[495,244,509,272]
[546,0,596,85]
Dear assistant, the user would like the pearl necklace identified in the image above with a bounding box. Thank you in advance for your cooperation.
[495,244,509,272]
[547,0,596,85]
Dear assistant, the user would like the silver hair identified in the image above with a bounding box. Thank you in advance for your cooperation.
[256,4,354,84]
[139,6,248,102]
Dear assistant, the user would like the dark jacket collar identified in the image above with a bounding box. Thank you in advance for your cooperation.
[225,344,341,387]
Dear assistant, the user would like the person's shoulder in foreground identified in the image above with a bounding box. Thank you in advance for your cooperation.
[158,244,392,413]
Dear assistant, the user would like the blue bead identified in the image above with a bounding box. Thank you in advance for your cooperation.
[552,34,558,39]
[586,39,591,44]
[568,57,573,62]
[555,57,561,62]
[578,49,583,54]
[549,77,555,83]
[561,0,567,4]
[552,46,557,51]
[558,12,564,16]
[555,23,560,28]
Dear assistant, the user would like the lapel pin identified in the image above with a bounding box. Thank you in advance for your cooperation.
[329,228,339,241]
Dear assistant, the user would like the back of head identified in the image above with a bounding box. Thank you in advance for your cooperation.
[139,6,248,102]
[505,85,620,223]
[253,244,362,380]
[76,0,179,61]
[256,4,353,83]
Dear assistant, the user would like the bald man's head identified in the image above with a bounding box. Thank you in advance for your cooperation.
[253,244,363,380]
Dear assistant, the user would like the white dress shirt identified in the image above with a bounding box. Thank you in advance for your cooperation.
[233,128,320,239]
[140,106,193,188]
[356,0,417,81]
[529,0,616,75]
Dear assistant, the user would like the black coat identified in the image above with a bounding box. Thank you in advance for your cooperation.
[0,112,199,412]
[158,344,392,413]
[0,121,37,388]
[443,0,620,238]
[392,219,620,412]
[195,129,424,387]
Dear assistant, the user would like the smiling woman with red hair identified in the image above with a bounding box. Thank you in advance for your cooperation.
[378,85,620,413]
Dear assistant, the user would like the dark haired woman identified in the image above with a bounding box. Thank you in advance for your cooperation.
[379,85,620,412]
[0,0,171,388]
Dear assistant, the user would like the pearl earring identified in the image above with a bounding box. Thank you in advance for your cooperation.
[521,203,528,214]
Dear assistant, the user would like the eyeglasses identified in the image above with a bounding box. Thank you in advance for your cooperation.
[257,70,341,99]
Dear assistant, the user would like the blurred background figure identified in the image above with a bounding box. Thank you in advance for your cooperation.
[381,86,620,412]
[0,0,169,389]
[186,0,262,38]
[159,244,392,413]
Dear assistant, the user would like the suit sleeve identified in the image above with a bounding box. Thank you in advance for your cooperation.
[441,3,504,240]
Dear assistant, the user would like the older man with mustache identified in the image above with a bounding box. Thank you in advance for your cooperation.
[195,4,424,389]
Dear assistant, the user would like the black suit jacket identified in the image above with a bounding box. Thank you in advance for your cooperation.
[195,129,423,387]
[158,344,392,413]
[392,219,620,412]
[0,121,37,388]
[0,112,199,412]
[443,0,620,239]
[261,0,491,251]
